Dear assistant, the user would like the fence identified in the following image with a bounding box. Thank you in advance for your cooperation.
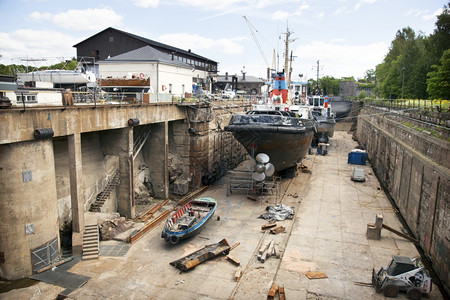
[362,98,450,113]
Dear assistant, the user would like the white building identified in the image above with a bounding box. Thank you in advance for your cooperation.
[98,45,208,99]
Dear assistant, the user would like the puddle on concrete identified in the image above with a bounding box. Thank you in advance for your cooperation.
[0,278,39,294]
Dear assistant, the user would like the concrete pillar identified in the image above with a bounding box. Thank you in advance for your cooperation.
[0,140,59,280]
[117,127,135,218]
[148,122,169,199]
[68,133,84,233]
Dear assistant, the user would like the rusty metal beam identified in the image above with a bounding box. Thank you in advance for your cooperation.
[176,186,208,208]
[128,210,170,244]
[139,200,169,222]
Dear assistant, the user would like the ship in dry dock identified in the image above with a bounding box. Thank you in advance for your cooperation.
[224,72,315,174]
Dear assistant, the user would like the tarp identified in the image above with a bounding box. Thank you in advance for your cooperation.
[258,204,295,221]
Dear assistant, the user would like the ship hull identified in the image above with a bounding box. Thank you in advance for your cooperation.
[225,112,315,172]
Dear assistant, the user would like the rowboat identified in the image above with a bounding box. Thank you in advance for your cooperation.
[161,197,217,244]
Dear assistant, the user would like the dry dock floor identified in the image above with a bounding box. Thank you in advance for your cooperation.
[2,131,444,300]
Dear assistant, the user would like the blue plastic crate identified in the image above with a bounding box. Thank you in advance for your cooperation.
[348,150,367,165]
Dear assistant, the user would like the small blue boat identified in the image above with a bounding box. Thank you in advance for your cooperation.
[161,197,217,244]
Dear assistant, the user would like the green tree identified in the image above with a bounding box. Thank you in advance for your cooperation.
[319,76,340,95]
[365,69,375,82]
[375,27,428,99]
[427,49,450,99]
[357,90,367,99]
[426,2,450,67]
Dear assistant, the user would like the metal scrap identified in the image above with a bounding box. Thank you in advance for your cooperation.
[258,204,295,221]
[169,238,235,271]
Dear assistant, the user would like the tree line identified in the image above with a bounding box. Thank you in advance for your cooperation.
[308,2,449,100]
[0,58,78,76]
[1,3,448,100]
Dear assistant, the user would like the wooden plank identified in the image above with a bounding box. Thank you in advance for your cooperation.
[261,223,277,230]
[268,283,279,298]
[227,255,240,266]
[382,224,418,243]
[234,267,242,281]
[267,241,275,257]
[258,241,270,255]
[270,226,285,234]
[229,242,240,252]
[305,271,328,279]
[279,285,286,300]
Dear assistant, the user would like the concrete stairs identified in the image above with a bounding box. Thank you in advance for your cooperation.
[82,224,99,260]
[89,169,120,212]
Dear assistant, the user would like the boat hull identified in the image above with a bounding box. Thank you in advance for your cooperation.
[161,197,216,244]
[225,113,315,172]
[315,119,335,138]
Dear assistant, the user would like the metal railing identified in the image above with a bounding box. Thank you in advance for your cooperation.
[362,98,450,113]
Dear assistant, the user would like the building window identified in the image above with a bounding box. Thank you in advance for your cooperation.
[91,50,100,60]
[109,36,114,42]
[16,94,37,103]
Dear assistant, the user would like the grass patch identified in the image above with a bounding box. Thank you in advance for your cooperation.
[402,121,450,142]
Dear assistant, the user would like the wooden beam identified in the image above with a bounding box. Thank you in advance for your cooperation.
[382,224,418,243]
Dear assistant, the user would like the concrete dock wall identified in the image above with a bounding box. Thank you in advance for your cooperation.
[356,106,449,293]
[0,102,247,279]
[0,140,59,280]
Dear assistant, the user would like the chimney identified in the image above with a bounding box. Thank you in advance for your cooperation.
[225,72,228,80]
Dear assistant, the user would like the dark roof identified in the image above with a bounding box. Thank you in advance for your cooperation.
[100,45,192,68]
[217,74,264,83]
[74,27,217,63]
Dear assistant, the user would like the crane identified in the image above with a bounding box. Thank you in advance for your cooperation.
[243,16,270,69]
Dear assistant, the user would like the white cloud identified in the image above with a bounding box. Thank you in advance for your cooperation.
[354,0,377,11]
[272,10,291,20]
[176,0,244,11]
[158,33,247,55]
[29,11,52,21]
[0,29,78,65]
[406,8,427,17]
[334,7,351,15]
[132,0,160,8]
[28,8,123,31]
[422,8,443,21]
[271,4,309,20]
[294,40,389,78]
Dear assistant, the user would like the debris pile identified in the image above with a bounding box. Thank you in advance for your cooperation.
[257,240,280,263]
[258,204,295,221]
[267,283,286,300]
[99,217,134,241]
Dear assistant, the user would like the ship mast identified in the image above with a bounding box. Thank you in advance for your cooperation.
[283,27,296,89]
[316,60,320,95]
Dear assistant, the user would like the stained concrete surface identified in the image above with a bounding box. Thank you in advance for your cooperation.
[1,131,444,300]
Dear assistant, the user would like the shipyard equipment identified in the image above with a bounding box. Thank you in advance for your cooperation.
[372,256,432,299]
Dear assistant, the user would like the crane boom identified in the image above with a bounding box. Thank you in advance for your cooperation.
[243,16,270,68]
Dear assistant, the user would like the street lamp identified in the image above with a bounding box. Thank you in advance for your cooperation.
[401,67,405,99]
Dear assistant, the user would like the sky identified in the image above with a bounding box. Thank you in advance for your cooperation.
[0,0,446,81]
